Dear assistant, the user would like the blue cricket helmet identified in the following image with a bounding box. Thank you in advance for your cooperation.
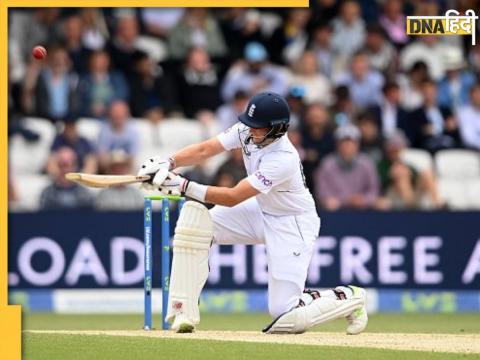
[239,92,290,128]
[238,92,290,140]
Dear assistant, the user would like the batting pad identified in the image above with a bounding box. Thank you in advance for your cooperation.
[263,293,364,334]
[166,201,213,328]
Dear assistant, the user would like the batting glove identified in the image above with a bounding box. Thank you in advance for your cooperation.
[159,172,208,202]
[137,156,175,190]
[158,172,189,196]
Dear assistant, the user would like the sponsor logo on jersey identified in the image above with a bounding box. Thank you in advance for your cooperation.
[255,170,272,187]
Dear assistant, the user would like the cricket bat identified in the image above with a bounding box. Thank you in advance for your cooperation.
[65,173,150,188]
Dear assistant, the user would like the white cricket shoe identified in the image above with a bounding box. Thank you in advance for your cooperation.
[345,286,368,335]
[171,314,195,333]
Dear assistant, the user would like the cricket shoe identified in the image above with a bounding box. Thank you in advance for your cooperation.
[344,286,368,335]
[171,313,195,333]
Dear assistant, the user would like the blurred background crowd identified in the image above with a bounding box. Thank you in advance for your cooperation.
[7,1,480,212]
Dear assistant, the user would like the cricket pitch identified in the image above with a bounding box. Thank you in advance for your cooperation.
[26,330,480,354]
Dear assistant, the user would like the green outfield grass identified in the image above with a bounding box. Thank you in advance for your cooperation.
[23,333,475,360]
[24,312,480,333]
[23,313,480,360]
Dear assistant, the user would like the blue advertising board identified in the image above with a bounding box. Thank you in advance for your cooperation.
[8,211,480,290]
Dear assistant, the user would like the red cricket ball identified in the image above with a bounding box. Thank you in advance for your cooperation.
[32,46,47,60]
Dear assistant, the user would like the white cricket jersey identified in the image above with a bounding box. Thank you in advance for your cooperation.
[217,122,316,216]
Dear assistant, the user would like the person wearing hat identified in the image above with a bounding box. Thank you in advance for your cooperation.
[221,41,288,102]
[315,124,380,211]
[285,85,307,130]
[137,92,368,335]
[437,47,476,110]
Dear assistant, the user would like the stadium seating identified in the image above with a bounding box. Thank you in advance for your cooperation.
[401,149,433,172]
[13,173,50,211]
[466,179,480,209]
[9,117,56,176]
[76,118,102,144]
[435,150,480,209]
[435,149,480,179]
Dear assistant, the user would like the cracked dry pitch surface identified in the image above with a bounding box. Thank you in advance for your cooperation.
[26,330,480,354]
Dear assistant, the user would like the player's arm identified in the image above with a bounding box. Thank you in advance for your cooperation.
[137,137,226,187]
[171,137,225,168]
[204,178,259,207]
[160,174,259,207]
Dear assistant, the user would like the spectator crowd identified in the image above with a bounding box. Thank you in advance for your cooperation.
[7,2,480,211]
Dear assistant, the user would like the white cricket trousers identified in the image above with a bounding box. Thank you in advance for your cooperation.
[209,197,321,318]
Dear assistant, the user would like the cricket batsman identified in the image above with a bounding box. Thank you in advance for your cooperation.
[138,92,368,334]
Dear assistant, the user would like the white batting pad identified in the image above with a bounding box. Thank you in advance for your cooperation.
[166,201,213,330]
[263,290,365,334]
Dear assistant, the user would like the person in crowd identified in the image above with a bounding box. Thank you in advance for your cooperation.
[330,0,366,61]
[213,149,247,188]
[309,22,336,78]
[219,8,264,60]
[129,52,171,120]
[301,103,335,194]
[167,8,227,60]
[221,41,288,101]
[216,90,250,130]
[469,42,480,74]
[140,8,185,38]
[288,50,332,106]
[315,124,381,210]
[411,79,462,152]
[357,111,384,164]
[61,14,91,74]
[336,51,385,109]
[331,85,357,126]
[97,101,139,172]
[269,8,311,65]
[40,146,93,210]
[397,61,429,111]
[458,83,480,151]
[177,47,222,119]
[285,86,307,130]
[31,46,79,121]
[378,0,408,49]
[95,150,144,211]
[78,8,108,50]
[364,24,397,76]
[107,14,143,80]
[378,131,442,209]
[310,0,339,25]
[9,8,61,82]
[78,50,129,118]
[400,36,453,82]
[437,47,476,110]
[369,81,410,139]
[47,116,97,177]
[8,66,39,142]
